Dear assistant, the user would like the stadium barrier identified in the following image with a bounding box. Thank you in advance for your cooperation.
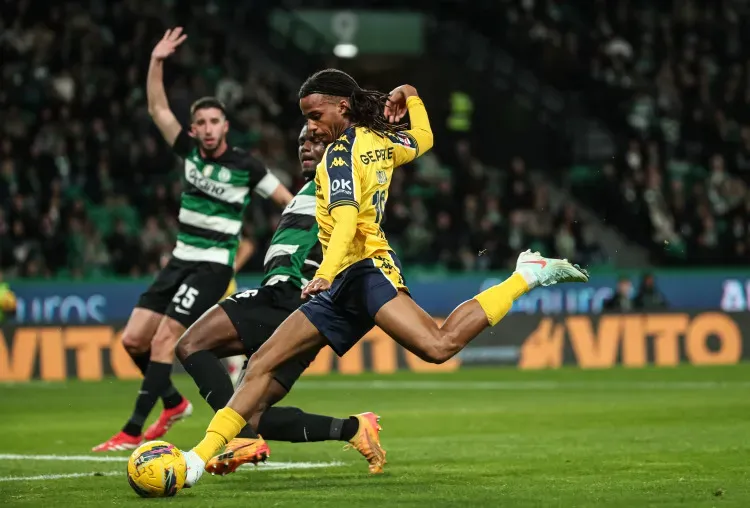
[0,320,459,382]
[463,310,747,369]
[1,310,748,381]
[9,269,750,324]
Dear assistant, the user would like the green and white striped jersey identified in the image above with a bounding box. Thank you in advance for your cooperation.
[262,180,322,289]
[171,131,280,267]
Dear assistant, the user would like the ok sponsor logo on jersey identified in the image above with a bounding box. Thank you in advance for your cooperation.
[332,144,348,152]
[330,178,353,198]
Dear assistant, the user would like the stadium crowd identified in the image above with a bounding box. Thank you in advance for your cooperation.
[0,0,606,280]
[497,0,750,264]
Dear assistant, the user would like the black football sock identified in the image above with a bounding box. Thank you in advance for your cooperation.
[128,350,151,375]
[122,361,173,437]
[181,350,236,412]
[161,386,184,409]
[257,407,360,442]
[127,348,183,409]
[181,350,260,439]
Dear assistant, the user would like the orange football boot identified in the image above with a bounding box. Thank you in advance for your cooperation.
[344,412,387,474]
[204,436,270,475]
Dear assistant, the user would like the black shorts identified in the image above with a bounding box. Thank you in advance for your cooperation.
[219,282,319,391]
[136,257,234,328]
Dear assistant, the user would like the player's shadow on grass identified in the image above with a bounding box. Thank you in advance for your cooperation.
[203,467,477,493]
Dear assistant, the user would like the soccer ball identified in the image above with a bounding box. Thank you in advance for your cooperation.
[126,441,187,497]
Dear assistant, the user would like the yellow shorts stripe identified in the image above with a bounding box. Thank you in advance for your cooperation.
[371,252,408,292]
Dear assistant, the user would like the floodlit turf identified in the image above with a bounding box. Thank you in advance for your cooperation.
[2,366,750,507]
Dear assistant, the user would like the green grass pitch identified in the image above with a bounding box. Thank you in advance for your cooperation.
[1,366,750,507]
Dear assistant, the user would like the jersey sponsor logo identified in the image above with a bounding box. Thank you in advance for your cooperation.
[329,157,349,168]
[218,167,231,182]
[331,178,353,196]
[187,164,226,198]
[376,170,388,185]
[332,144,348,152]
[337,133,351,143]
[360,147,394,165]
[203,164,214,177]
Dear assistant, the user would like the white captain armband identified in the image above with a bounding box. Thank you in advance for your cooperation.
[254,171,282,198]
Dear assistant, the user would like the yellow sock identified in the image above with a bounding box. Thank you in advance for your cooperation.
[473,272,530,326]
[192,407,247,462]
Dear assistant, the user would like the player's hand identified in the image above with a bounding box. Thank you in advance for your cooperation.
[301,278,331,299]
[152,27,187,61]
[384,85,418,124]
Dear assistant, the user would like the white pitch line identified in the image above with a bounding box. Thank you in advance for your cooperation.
[0,454,345,482]
[0,454,127,462]
[0,471,121,482]
[0,454,345,468]
[294,380,750,390]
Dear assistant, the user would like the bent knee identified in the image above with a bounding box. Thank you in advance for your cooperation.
[243,353,274,379]
[416,332,458,364]
[121,331,150,355]
[174,336,191,362]
[174,329,203,361]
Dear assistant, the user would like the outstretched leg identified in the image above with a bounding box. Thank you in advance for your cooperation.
[181,251,587,486]
[375,251,588,363]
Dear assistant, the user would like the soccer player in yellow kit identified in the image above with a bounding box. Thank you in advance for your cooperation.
[175,69,589,488]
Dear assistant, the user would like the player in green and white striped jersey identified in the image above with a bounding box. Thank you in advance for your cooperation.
[173,125,377,474]
[94,27,294,453]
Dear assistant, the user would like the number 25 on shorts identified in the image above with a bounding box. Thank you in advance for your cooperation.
[173,284,199,309]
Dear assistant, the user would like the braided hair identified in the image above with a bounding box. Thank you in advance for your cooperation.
[298,69,406,135]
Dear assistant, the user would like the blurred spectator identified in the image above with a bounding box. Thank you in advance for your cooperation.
[490,0,750,265]
[0,0,604,279]
[633,273,668,310]
[603,276,635,312]
[0,271,17,323]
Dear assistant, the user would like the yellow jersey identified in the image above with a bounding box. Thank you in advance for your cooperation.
[313,96,434,280]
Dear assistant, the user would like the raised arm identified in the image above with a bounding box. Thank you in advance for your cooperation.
[401,95,434,154]
[148,28,187,148]
[384,85,434,165]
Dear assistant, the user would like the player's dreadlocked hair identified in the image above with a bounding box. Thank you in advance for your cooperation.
[298,69,406,135]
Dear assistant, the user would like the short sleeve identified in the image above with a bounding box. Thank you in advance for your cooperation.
[242,154,280,198]
[324,138,360,212]
[387,131,419,167]
[172,129,193,158]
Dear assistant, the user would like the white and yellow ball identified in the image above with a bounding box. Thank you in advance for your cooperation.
[126,441,186,497]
